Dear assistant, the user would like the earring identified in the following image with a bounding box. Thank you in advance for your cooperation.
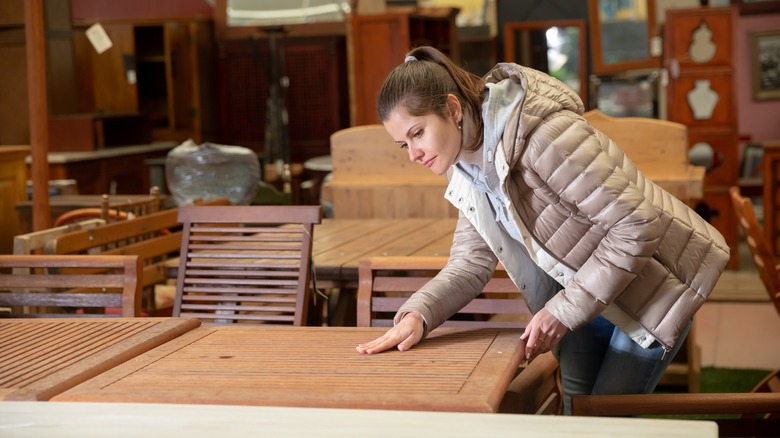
[458,121,462,130]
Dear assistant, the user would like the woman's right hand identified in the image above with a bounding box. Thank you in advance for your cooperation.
[356,312,425,354]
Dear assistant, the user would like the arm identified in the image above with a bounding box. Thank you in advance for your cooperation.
[356,214,498,354]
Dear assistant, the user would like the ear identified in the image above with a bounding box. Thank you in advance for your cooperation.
[446,94,461,118]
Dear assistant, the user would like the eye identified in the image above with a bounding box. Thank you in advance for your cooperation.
[399,142,408,150]
[413,129,423,138]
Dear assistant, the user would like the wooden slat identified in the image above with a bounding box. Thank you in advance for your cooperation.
[0,317,200,401]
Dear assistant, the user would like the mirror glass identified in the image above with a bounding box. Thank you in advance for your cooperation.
[588,0,659,74]
[503,20,587,104]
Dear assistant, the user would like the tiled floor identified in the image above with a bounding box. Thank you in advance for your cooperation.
[694,243,780,370]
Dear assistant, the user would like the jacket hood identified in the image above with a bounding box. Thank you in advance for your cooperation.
[483,63,585,166]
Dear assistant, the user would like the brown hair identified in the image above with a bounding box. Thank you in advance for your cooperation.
[376,46,486,152]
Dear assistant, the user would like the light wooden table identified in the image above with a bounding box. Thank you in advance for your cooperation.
[0,317,200,401]
[53,326,523,413]
[0,402,718,438]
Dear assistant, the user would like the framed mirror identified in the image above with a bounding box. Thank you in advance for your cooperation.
[588,0,661,74]
[503,20,587,104]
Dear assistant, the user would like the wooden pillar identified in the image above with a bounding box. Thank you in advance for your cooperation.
[25,0,51,231]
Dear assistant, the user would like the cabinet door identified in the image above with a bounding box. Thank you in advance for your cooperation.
[90,23,138,114]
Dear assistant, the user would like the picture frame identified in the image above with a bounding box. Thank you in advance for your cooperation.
[751,30,780,101]
[587,0,661,75]
[589,71,660,118]
[731,0,780,15]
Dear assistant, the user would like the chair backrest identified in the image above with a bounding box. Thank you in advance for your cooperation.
[53,186,166,227]
[356,256,531,328]
[173,205,322,326]
[583,109,705,202]
[0,254,142,317]
[729,186,780,318]
[13,218,105,257]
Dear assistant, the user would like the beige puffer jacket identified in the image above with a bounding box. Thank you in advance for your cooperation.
[396,63,730,351]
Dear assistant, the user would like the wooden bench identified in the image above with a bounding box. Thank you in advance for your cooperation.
[47,198,230,315]
[325,125,457,219]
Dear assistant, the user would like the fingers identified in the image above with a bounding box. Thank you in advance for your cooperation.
[356,313,424,355]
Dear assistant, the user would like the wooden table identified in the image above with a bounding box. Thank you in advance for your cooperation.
[0,318,200,401]
[53,326,523,413]
[0,402,718,437]
[311,217,457,286]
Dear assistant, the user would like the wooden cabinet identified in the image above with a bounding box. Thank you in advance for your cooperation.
[73,18,216,145]
[0,146,31,254]
[216,35,349,165]
[347,7,459,126]
[0,0,79,145]
[664,6,740,269]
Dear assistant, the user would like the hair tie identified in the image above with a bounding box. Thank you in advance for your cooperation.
[404,55,417,63]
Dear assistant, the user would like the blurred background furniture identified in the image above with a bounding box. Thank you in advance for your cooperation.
[0,254,142,317]
[53,186,165,227]
[730,187,780,318]
[763,141,780,258]
[0,146,31,254]
[174,204,322,326]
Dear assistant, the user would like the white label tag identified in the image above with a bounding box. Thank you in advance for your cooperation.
[85,23,113,55]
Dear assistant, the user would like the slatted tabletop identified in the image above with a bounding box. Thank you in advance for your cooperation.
[0,318,200,401]
[311,218,457,284]
[53,326,524,413]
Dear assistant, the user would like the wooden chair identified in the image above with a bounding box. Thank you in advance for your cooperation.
[357,256,532,328]
[53,186,165,227]
[0,254,142,317]
[13,218,105,258]
[730,186,780,318]
[356,256,560,415]
[173,205,323,326]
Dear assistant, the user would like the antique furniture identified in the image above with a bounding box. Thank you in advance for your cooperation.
[730,187,780,318]
[664,6,740,269]
[0,146,31,254]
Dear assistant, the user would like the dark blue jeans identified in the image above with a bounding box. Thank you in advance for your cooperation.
[555,315,691,415]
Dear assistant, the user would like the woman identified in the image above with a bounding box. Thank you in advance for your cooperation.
[355,46,730,415]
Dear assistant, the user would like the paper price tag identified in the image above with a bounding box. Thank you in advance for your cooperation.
[85,23,112,55]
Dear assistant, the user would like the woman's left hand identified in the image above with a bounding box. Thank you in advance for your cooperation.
[519,308,568,361]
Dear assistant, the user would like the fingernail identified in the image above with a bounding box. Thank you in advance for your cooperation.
[526,352,530,360]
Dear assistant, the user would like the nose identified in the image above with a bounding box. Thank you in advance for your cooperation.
[407,144,424,163]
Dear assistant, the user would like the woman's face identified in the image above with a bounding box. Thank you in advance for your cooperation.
[383,98,462,176]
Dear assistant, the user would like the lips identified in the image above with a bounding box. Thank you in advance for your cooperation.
[423,157,435,168]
